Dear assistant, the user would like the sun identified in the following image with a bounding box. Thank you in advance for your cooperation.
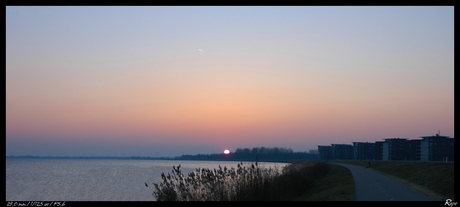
[223,149,230,155]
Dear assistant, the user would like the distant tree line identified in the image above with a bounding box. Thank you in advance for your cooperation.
[176,147,319,162]
[7,147,319,162]
[234,147,294,154]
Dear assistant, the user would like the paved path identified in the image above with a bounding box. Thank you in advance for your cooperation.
[332,163,433,201]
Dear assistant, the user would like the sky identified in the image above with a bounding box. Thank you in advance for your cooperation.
[6,6,454,157]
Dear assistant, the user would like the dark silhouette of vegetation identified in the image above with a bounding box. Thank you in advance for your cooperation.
[6,147,319,161]
[176,147,319,162]
[148,160,328,201]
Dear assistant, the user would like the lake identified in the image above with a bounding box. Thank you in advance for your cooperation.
[5,158,287,201]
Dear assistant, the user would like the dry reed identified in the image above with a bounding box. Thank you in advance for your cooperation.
[149,161,328,201]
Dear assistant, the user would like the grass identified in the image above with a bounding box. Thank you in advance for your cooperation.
[330,160,454,200]
[149,161,329,201]
[295,163,355,201]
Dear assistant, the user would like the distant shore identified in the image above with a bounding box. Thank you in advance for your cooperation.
[6,155,174,160]
[5,155,301,163]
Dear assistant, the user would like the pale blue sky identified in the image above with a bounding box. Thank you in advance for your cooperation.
[6,6,454,157]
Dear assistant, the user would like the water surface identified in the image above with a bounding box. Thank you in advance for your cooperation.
[6,158,286,201]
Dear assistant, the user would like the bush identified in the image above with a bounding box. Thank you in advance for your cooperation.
[148,161,328,201]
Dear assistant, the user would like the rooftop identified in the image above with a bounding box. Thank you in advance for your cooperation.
[420,134,451,139]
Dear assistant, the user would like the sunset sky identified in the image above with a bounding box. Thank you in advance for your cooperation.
[6,6,454,157]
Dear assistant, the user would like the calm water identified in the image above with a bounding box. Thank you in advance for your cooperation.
[5,158,286,201]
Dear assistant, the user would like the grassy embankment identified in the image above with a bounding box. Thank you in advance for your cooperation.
[295,163,355,201]
[329,160,455,201]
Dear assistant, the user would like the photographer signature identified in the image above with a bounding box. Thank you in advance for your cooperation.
[445,199,457,207]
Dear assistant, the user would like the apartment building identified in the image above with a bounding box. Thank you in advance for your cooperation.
[420,134,454,161]
[318,145,333,160]
[318,134,454,161]
[331,144,354,160]
[352,142,376,160]
[382,138,410,161]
